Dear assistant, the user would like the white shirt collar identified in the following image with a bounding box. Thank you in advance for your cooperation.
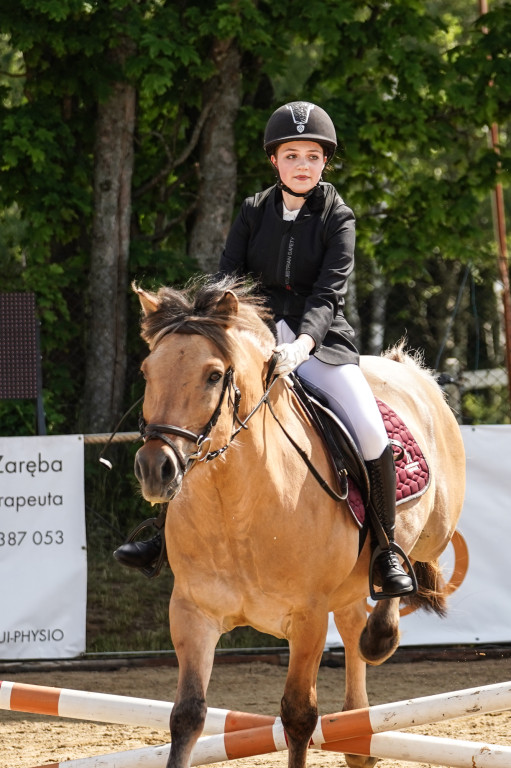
[282,202,299,221]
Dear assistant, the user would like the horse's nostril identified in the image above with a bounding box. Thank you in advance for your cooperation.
[134,454,144,482]
[161,455,175,484]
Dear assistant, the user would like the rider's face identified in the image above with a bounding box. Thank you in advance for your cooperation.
[271,141,326,195]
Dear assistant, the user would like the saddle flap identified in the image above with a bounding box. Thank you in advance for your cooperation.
[292,375,370,505]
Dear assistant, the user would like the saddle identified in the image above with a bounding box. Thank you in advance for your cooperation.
[291,374,430,530]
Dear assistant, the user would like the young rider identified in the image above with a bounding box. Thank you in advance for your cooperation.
[218,101,414,598]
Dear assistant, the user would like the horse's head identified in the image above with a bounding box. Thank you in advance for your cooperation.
[133,277,275,503]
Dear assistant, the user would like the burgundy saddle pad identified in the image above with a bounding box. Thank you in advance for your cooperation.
[347,399,430,526]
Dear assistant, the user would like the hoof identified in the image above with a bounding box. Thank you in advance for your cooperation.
[358,601,401,665]
[359,623,400,665]
[345,753,379,768]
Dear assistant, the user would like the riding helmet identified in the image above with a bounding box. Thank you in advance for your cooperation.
[263,101,337,160]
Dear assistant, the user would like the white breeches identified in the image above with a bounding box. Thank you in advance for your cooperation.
[276,320,388,461]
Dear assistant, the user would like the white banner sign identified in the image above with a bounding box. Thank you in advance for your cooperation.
[327,425,511,648]
[0,434,87,659]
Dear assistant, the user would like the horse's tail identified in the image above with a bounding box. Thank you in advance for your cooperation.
[383,339,447,394]
[401,559,448,618]
[383,338,409,362]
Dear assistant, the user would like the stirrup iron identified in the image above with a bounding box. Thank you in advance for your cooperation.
[369,540,418,602]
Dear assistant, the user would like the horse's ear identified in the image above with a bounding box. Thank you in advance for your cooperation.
[216,289,239,318]
[132,282,159,316]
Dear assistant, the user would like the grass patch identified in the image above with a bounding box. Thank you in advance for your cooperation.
[86,548,173,653]
[86,548,288,654]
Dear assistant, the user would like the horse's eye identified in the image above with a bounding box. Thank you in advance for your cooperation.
[208,371,223,384]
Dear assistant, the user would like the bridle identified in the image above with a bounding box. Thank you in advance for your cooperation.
[138,356,280,474]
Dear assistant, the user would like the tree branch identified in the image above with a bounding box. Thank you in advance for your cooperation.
[135,199,197,243]
[133,91,218,199]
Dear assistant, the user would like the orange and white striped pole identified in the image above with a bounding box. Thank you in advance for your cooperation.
[3,678,510,736]
[0,679,273,733]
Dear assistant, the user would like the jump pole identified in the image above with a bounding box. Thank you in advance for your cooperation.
[3,679,510,734]
[25,730,511,768]
[0,680,511,743]
[0,680,273,733]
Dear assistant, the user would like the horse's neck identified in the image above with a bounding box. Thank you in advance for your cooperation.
[214,378,305,492]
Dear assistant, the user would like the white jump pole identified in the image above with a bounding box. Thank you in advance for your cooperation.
[26,730,511,768]
[2,679,510,735]
[0,680,272,733]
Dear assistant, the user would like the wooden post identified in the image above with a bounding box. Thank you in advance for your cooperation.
[479,0,511,410]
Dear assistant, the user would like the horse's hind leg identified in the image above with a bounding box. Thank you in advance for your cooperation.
[167,598,221,768]
[358,597,401,665]
[281,614,327,768]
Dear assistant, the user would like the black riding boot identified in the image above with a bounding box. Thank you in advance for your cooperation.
[366,444,415,598]
[113,534,163,569]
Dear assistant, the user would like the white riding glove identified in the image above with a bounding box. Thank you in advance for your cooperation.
[273,337,312,376]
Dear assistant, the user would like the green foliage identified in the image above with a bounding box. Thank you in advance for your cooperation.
[462,389,511,425]
[0,0,510,440]
[86,534,173,653]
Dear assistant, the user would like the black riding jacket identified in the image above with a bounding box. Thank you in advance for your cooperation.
[219,182,359,365]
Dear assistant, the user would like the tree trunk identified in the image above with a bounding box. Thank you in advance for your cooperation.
[82,58,136,433]
[188,40,241,274]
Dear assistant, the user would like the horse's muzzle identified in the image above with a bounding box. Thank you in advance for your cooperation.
[134,443,184,502]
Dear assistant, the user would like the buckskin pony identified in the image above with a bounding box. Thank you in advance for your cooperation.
[133,275,465,768]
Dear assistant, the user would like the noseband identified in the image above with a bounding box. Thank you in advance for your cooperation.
[138,353,281,475]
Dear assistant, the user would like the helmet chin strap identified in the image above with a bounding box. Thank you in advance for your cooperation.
[277,179,318,199]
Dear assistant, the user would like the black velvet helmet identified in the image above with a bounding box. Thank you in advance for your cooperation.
[263,101,337,160]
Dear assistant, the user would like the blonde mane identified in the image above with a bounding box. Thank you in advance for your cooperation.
[139,275,275,362]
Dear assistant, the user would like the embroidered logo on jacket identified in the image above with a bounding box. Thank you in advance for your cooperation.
[285,236,295,288]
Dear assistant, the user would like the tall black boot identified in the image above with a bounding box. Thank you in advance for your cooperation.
[366,444,415,598]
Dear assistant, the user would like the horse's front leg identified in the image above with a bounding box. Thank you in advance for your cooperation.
[281,612,327,768]
[167,595,221,768]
